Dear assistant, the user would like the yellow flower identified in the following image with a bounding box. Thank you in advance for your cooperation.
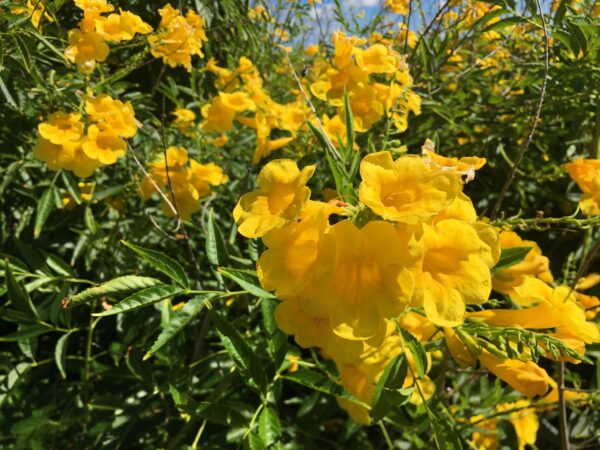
[470,279,600,344]
[172,108,196,136]
[33,138,77,172]
[200,96,237,133]
[421,138,486,183]
[497,400,539,450]
[469,414,499,450]
[302,220,415,340]
[353,44,398,74]
[148,4,208,71]
[209,134,229,147]
[188,160,228,196]
[359,152,461,224]
[11,0,54,29]
[219,92,256,112]
[85,94,138,138]
[343,84,384,132]
[384,0,409,14]
[411,219,499,327]
[64,29,109,73]
[321,114,348,149]
[491,231,553,298]
[233,159,316,238]
[479,351,551,398]
[258,201,333,299]
[38,112,84,145]
[81,125,126,165]
[305,44,320,56]
[94,10,152,42]
[565,158,600,215]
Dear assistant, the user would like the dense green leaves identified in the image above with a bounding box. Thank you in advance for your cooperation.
[4,259,38,321]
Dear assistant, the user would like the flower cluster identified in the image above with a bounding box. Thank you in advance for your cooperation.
[34,93,138,177]
[310,30,421,135]
[201,57,309,163]
[148,4,208,71]
[140,147,228,220]
[64,0,151,73]
[233,142,499,421]
[565,158,600,215]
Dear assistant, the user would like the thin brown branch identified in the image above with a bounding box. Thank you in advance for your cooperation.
[490,0,550,219]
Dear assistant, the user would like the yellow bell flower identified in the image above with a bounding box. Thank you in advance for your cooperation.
[421,138,486,183]
[353,44,398,74]
[496,400,539,450]
[384,0,409,14]
[218,92,256,112]
[200,96,237,133]
[84,94,138,138]
[171,108,196,136]
[81,125,126,165]
[491,231,553,298]
[302,220,415,340]
[11,0,54,29]
[94,10,152,42]
[64,29,109,73]
[233,159,316,238]
[411,219,498,327]
[359,152,461,224]
[564,158,600,215]
[38,112,84,145]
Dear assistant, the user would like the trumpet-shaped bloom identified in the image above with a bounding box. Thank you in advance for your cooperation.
[411,219,499,327]
[81,125,126,165]
[479,351,551,398]
[421,138,486,183]
[172,108,196,136]
[64,30,109,73]
[497,400,539,450]
[33,138,77,172]
[38,112,84,145]
[233,159,316,238]
[219,92,256,112]
[565,158,600,215]
[492,231,553,298]
[148,4,208,71]
[359,152,461,224]
[84,94,138,138]
[11,0,54,29]
[354,44,398,74]
[303,220,415,340]
[470,279,600,344]
[200,97,237,133]
[94,10,152,42]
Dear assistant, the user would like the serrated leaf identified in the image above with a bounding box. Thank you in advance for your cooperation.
[218,267,275,298]
[206,208,229,266]
[144,295,208,359]
[84,206,97,234]
[247,432,266,450]
[0,324,50,341]
[213,312,268,394]
[258,407,281,446]
[54,331,73,379]
[401,329,428,378]
[34,186,56,238]
[4,259,38,321]
[261,298,287,369]
[94,285,183,316]
[69,275,163,306]
[491,246,532,275]
[430,408,465,450]
[283,369,367,406]
[371,354,409,422]
[121,241,190,288]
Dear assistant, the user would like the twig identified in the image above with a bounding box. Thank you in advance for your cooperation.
[283,52,344,163]
[409,0,451,63]
[490,0,549,219]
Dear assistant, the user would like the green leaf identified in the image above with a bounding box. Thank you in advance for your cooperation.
[343,89,354,154]
[371,354,410,422]
[491,246,532,275]
[69,275,163,306]
[218,267,275,298]
[307,121,347,195]
[258,407,281,446]
[429,408,465,450]
[60,172,82,205]
[401,329,428,378]
[0,324,50,342]
[121,241,190,288]
[84,206,97,234]
[283,369,367,406]
[4,259,38,321]
[144,295,208,359]
[247,432,266,450]
[93,285,184,316]
[54,331,73,379]
[261,298,287,370]
[213,312,268,394]
[206,208,230,266]
[34,186,56,238]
